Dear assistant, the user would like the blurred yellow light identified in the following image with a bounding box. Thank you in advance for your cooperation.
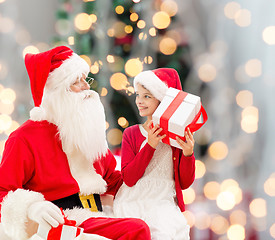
[210,215,229,235]
[0,0,6,3]
[262,26,275,45]
[230,210,247,226]
[236,90,253,108]
[195,212,211,230]
[216,191,235,211]
[4,120,19,136]
[159,37,177,55]
[161,0,178,17]
[74,13,92,32]
[182,187,195,204]
[125,25,133,34]
[105,121,109,130]
[149,27,157,37]
[90,64,99,74]
[80,55,91,67]
[113,21,127,38]
[245,59,262,78]
[125,58,143,77]
[0,102,14,115]
[107,28,115,37]
[89,14,97,23]
[83,0,95,2]
[208,141,228,160]
[68,36,75,45]
[139,32,147,40]
[249,198,267,218]
[127,86,135,95]
[0,88,16,104]
[270,223,275,239]
[115,5,124,14]
[110,73,129,90]
[195,160,206,179]
[264,175,275,196]
[152,11,171,29]
[130,12,139,22]
[0,114,12,131]
[107,55,115,63]
[220,179,239,191]
[137,20,146,29]
[234,9,251,27]
[198,64,217,82]
[118,117,129,128]
[144,56,153,64]
[224,2,241,19]
[183,210,195,228]
[204,181,220,200]
[241,106,259,133]
[220,179,242,204]
[107,128,123,146]
[227,224,245,240]
[100,87,108,97]
[23,45,40,57]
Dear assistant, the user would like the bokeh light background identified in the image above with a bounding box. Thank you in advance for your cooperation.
[0,0,275,239]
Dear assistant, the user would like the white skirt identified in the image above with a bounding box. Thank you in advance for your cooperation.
[114,177,190,240]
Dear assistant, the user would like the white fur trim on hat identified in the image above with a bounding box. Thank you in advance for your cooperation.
[46,53,90,91]
[133,70,168,101]
[1,189,45,240]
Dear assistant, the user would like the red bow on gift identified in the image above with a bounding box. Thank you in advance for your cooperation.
[47,208,82,239]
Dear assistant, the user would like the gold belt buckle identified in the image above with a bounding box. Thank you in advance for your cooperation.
[78,193,102,212]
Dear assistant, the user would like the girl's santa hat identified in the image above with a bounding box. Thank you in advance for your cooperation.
[133,68,183,101]
[24,45,89,120]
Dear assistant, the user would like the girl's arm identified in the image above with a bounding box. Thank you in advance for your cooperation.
[121,128,156,187]
[178,152,196,190]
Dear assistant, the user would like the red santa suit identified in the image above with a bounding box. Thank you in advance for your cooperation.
[0,46,150,240]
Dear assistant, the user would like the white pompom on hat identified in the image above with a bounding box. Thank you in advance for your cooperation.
[133,68,183,101]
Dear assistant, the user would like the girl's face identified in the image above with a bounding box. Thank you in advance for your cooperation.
[135,84,160,118]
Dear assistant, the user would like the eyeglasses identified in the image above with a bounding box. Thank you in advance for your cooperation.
[85,76,94,86]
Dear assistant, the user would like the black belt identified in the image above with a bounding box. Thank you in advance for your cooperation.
[52,193,102,212]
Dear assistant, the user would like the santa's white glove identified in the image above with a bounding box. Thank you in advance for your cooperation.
[27,201,65,229]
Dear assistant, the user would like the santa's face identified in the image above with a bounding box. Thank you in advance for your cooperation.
[70,74,90,93]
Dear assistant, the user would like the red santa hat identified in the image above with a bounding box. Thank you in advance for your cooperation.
[133,68,183,101]
[25,45,89,107]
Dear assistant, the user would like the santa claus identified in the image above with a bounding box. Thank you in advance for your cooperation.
[0,46,150,240]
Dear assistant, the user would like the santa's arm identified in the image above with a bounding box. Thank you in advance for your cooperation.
[0,136,44,240]
[100,149,123,196]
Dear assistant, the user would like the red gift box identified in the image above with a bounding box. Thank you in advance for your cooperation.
[152,88,208,148]
[36,209,83,240]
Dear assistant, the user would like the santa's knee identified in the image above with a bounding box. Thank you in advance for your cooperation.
[128,218,151,239]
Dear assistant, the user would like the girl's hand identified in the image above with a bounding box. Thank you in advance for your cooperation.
[146,121,166,149]
[176,128,195,157]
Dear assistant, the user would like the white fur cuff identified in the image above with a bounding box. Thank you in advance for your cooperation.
[1,189,45,240]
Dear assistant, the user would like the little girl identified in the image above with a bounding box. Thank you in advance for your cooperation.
[113,68,196,240]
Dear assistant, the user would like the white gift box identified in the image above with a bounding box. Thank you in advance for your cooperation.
[152,87,206,149]
[36,223,83,240]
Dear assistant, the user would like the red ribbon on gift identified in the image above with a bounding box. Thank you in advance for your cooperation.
[159,91,208,145]
[47,209,82,240]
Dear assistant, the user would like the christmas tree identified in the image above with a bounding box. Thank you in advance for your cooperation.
[53,0,192,151]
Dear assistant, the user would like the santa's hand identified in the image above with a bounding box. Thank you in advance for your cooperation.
[27,201,65,228]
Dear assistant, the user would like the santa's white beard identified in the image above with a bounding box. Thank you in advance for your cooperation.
[42,89,108,163]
